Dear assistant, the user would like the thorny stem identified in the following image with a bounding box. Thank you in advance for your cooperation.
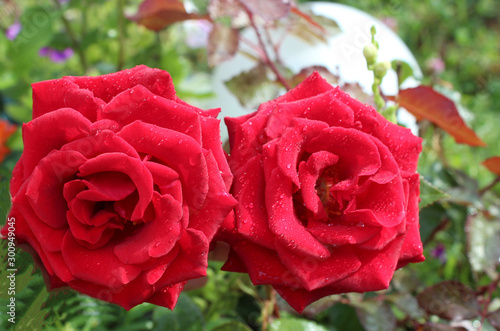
[239,1,292,91]
[478,275,500,331]
[478,176,500,197]
[52,0,88,73]
[264,27,283,65]
[239,34,266,59]
[117,0,126,70]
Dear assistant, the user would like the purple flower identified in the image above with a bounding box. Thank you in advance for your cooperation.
[6,22,22,41]
[39,47,74,63]
[431,243,447,264]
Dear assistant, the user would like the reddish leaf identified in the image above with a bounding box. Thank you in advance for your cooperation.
[207,23,239,66]
[488,308,500,331]
[0,119,16,164]
[208,0,291,27]
[482,156,500,176]
[225,62,280,109]
[245,0,291,23]
[129,0,206,31]
[208,0,248,28]
[416,281,480,321]
[390,86,486,147]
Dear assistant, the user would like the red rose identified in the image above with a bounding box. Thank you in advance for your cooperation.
[1,65,236,310]
[221,72,424,313]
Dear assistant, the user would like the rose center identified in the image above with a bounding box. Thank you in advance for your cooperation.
[316,166,349,219]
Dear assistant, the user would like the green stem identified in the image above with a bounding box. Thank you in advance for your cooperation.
[117,0,125,70]
[52,0,88,73]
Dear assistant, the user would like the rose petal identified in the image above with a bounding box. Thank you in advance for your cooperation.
[220,247,248,273]
[65,65,177,103]
[153,228,209,289]
[68,276,154,311]
[10,155,24,196]
[26,150,87,228]
[272,71,334,103]
[354,177,405,229]
[101,84,203,143]
[307,212,381,246]
[146,282,185,310]
[276,118,330,186]
[7,192,72,282]
[77,152,153,222]
[275,241,361,291]
[306,127,382,180]
[332,87,422,173]
[266,167,330,259]
[32,78,105,121]
[114,192,183,264]
[144,161,182,201]
[117,121,208,209]
[226,240,303,288]
[188,150,237,242]
[232,154,275,249]
[298,151,339,215]
[22,108,91,178]
[396,173,425,267]
[200,116,233,190]
[62,232,142,288]
[66,210,123,246]
[61,130,140,159]
[273,234,406,313]
[77,171,136,201]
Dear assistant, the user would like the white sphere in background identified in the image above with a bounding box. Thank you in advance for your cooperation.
[203,2,421,143]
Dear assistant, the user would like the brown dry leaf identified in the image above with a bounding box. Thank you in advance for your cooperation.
[207,23,239,66]
[129,0,205,31]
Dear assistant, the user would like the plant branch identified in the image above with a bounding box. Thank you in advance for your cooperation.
[52,0,88,72]
[478,176,500,197]
[478,275,500,331]
[238,34,266,59]
[239,1,291,91]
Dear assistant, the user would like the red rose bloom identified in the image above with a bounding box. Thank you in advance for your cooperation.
[1,65,236,310]
[222,72,424,313]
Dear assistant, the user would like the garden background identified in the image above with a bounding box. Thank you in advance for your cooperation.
[0,0,499,330]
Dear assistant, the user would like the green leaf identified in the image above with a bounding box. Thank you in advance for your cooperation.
[386,293,425,319]
[269,317,329,331]
[207,319,252,331]
[391,60,414,86]
[153,293,205,331]
[355,301,396,331]
[224,63,281,110]
[8,5,59,74]
[420,177,449,209]
[316,303,365,331]
[0,244,49,331]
